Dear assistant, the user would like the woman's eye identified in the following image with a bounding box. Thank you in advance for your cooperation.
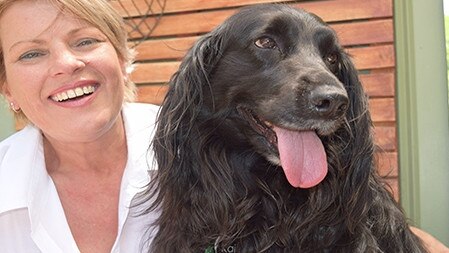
[325,53,338,65]
[255,37,277,49]
[18,51,44,61]
[76,38,99,47]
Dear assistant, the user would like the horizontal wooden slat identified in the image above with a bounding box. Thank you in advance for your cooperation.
[127,9,234,38]
[334,19,394,46]
[133,37,196,61]
[369,98,396,122]
[359,72,395,98]
[291,0,393,23]
[124,0,393,39]
[113,0,392,22]
[111,0,289,16]
[132,19,394,62]
[131,62,179,84]
[347,44,395,70]
[373,125,397,151]
[137,85,168,105]
[375,151,398,177]
[131,44,395,84]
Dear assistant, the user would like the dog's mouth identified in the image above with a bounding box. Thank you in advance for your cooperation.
[237,107,328,189]
[237,107,278,147]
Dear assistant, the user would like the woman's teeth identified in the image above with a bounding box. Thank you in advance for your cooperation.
[51,85,96,102]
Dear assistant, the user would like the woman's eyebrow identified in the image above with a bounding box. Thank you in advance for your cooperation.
[8,26,97,53]
[9,39,45,53]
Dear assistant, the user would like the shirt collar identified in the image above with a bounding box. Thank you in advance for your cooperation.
[0,124,78,251]
[121,102,157,190]
[0,125,43,213]
[117,103,158,214]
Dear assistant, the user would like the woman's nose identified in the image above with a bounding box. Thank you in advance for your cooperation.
[49,48,86,76]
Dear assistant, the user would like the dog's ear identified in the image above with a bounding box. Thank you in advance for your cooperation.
[147,29,230,235]
[336,53,374,158]
[338,52,371,126]
[329,51,375,202]
[160,27,226,126]
[152,28,227,175]
[169,30,225,105]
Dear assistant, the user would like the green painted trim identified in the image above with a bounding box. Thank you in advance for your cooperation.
[394,0,421,224]
[395,0,449,245]
[0,97,14,141]
[395,1,421,226]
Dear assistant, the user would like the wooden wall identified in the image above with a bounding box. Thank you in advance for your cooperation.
[111,0,399,199]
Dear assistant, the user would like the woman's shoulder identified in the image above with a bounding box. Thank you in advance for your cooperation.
[122,102,160,126]
[0,125,40,158]
[0,125,41,208]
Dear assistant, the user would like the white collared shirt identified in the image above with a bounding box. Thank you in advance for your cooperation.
[0,103,160,253]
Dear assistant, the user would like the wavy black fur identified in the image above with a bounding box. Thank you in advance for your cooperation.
[143,4,427,253]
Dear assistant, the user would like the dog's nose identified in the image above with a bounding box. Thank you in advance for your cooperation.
[309,86,349,118]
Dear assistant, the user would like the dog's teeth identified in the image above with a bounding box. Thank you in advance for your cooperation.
[265,121,273,127]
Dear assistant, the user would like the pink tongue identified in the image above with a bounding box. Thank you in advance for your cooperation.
[273,127,328,188]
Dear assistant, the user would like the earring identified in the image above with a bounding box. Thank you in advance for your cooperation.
[9,102,20,113]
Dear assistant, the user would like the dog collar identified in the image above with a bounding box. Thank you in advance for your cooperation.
[205,246,215,253]
[205,245,236,253]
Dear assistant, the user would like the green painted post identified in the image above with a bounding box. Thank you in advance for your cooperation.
[395,0,449,244]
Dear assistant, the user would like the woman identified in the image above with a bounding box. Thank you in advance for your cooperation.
[0,0,158,252]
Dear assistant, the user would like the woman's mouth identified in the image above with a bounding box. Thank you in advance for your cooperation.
[50,85,97,102]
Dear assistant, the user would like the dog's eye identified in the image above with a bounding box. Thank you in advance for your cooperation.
[255,37,277,49]
[325,53,338,65]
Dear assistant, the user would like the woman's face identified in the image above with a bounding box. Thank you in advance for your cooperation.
[0,0,126,142]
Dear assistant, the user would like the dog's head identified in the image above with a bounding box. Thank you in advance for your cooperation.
[163,4,363,189]
[208,5,348,128]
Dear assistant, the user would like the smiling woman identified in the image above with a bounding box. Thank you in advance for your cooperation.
[0,0,160,252]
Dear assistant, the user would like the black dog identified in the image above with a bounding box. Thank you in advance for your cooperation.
[143,4,427,252]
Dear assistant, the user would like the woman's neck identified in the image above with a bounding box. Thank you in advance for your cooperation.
[43,114,128,177]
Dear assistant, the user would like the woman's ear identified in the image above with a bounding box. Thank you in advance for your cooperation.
[1,82,20,112]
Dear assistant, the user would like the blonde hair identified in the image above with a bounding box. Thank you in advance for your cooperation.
[0,0,136,121]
